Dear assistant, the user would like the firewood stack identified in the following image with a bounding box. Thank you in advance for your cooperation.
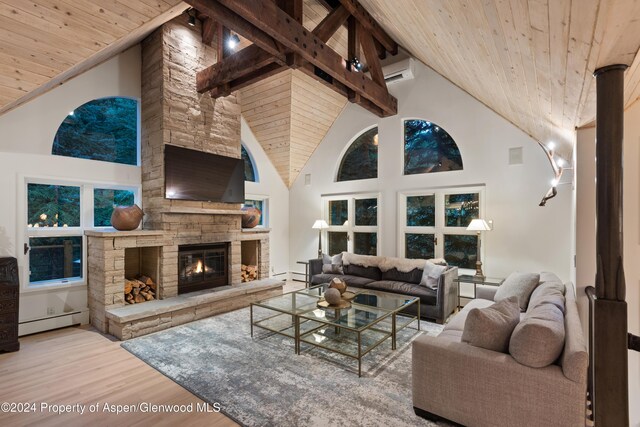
[124,275,157,304]
[241,264,258,282]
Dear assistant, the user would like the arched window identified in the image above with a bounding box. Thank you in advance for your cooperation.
[241,145,257,182]
[404,119,462,175]
[52,97,138,165]
[337,127,378,182]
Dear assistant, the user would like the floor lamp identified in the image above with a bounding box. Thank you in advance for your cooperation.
[312,220,328,259]
[466,219,491,280]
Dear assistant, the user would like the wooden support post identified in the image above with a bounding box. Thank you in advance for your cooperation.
[592,63,629,427]
[217,26,230,60]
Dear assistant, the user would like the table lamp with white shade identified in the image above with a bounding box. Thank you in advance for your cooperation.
[312,220,329,258]
[466,219,492,279]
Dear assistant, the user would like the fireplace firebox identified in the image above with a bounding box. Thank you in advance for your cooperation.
[178,243,228,294]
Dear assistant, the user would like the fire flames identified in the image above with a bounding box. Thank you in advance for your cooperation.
[195,260,203,274]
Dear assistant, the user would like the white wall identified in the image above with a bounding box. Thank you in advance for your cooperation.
[241,118,290,276]
[576,104,640,425]
[289,60,574,281]
[624,102,640,426]
[0,46,142,327]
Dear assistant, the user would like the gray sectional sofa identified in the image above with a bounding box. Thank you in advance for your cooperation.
[309,252,458,324]
[412,272,588,426]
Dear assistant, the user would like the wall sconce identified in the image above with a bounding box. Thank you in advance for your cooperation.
[538,141,564,207]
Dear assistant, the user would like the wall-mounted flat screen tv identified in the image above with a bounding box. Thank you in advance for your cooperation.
[164,144,245,203]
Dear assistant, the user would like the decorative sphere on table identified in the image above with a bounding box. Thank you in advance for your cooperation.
[329,277,347,294]
[324,288,342,305]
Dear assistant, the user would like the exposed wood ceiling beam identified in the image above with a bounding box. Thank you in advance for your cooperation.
[210,62,287,97]
[190,0,287,59]
[358,22,384,86]
[188,0,397,116]
[201,17,216,46]
[313,5,350,43]
[197,44,285,93]
[338,0,397,54]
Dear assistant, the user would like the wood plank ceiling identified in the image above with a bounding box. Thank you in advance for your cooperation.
[0,0,187,115]
[358,0,640,161]
[239,0,349,187]
[1,0,640,177]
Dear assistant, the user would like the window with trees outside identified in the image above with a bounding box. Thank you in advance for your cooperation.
[404,119,463,175]
[25,181,139,288]
[52,97,139,165]
[336,127,378,182]
[242,145,257,182]
[399,188,481,270]
[324,194,379,256]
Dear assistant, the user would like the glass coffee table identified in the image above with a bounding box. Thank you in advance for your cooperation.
[250,285,420,376]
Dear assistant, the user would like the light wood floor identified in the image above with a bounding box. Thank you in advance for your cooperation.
[0,280,307,427]
[0,325,238,427]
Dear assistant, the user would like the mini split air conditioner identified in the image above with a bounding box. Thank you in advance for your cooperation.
[382,57,415,84]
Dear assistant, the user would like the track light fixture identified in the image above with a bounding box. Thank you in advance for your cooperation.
[227,34,240,50]
[348,57,363,72]
[187,8,196,27]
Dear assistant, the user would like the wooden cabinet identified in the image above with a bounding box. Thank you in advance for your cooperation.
[0,257,19,352]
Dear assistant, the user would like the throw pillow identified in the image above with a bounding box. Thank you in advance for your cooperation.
[509,302,565,368]
[461,296,520,353]
[419,261,447,289]
[494,272,540,311]
[321,253,343,274]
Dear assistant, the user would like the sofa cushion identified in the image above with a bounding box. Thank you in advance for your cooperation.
[381,267,423,284]
[509,299,566,368]
[494,272,540,311]
[310,273,374,287]
[365,280,437,306]
[527,277,565,313]
[420,262,447,289]
[343,264,382,281]
[444,299,496,332]
[461,296,520,353]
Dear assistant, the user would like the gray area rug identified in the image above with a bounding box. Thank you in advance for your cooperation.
[122,307,446,427]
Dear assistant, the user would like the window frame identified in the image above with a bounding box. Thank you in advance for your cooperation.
[19,175,141,292]
[334,125,379,183]
[322,192,381,256]
[402,117,463,176]
[397,186,484,275]
[244,194,269,228]
[52,96,141,166]
[241,143,259,183]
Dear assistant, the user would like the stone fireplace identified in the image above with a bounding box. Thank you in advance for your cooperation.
[84,15,282,340]
[178,243,229,294]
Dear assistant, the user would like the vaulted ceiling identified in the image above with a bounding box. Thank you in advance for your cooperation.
[358,0,640,161]
[1,0,640,178]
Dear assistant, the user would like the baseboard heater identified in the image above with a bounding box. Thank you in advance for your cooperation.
[19,310,89,337]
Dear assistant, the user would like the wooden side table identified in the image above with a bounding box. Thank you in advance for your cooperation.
[455,274,504,309]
